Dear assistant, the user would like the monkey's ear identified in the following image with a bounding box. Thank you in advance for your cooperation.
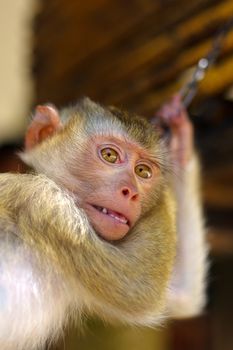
[25,105,63,150]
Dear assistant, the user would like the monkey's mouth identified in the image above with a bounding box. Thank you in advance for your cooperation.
[85,203,132,241]
[92,204,130,226]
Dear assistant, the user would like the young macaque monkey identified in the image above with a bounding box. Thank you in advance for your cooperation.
[0,95,207,350]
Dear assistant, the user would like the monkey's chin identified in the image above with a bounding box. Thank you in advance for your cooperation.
[86,204,130,241]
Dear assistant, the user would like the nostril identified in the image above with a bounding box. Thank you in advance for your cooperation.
[122,188,130,196]
[121,188,139,201]
[131,193,139,201]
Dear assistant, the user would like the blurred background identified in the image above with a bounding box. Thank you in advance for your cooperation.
[0,0,233,349]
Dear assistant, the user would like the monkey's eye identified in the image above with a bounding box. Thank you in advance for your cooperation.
[100,147,119,163]
[135,164,152,179]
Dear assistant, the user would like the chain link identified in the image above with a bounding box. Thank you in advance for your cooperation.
[179,17,233,107]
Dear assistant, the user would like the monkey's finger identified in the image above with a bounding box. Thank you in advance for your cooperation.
[156,105,173,119]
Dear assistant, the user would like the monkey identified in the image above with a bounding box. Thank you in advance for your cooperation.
[0,95,207,350]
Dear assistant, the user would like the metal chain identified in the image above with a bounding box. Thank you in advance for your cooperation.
[179,17,233,107]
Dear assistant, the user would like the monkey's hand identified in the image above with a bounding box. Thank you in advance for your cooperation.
[154,94,194,168]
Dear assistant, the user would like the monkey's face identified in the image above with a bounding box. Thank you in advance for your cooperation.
[73,135,161,242]
[21,98,166,243]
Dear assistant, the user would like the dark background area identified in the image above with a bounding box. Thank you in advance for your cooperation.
[1,0,233,349]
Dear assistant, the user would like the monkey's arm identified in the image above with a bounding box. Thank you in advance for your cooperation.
[155,94,208,318]
[0,173,86,350]
[167,155,208,318]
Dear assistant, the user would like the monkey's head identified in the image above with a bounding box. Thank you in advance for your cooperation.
[21,98,170,242]
[20,98,176,324]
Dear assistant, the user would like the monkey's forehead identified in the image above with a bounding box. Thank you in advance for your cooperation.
[84,116,161,151]
[64,97,162,151]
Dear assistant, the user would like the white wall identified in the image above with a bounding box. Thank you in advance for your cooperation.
[0,0,38,144]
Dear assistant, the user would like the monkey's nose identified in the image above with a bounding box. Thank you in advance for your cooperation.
[121,187,139,201]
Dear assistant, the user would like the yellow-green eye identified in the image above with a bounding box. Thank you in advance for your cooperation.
[101,147,119,163]
[135,164,152,179]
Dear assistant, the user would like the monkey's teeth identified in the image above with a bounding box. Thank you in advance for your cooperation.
[108,213,128,224]
[93,205,128,225]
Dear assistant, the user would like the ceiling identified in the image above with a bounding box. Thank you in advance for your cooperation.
[34,0,233,116]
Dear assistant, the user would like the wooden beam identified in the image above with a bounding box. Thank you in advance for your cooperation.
[35,0,220,102]
[35,0,160,79]
[203,165,233,209]
[68,0,233,96]
[130,53,233,115]
[94,30,233,107]
[208,229,233,256]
